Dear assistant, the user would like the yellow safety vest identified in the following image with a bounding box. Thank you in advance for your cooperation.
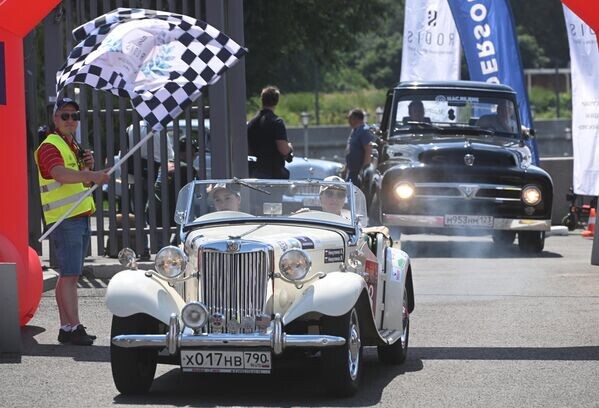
[35,134,95,224]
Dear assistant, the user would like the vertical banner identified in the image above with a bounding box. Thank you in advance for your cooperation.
[447,0,539,165]
[400,0,461,82]
[563,5,599,195]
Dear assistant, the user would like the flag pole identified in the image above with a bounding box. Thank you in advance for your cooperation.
[38,130,158,242]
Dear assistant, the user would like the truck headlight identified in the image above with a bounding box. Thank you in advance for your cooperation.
[394,181,415,200]
[279,249,311,281]
[181,302,209,329]
[522,185,542,206]
[154,246,187,278]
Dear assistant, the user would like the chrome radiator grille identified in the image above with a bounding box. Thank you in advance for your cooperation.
[200,248,270,330]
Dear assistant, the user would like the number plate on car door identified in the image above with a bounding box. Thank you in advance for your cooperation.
[180,350,271,374]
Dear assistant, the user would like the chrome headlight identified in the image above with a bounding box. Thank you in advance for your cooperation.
[522,185,542,206]
[279,249,311,281]
[394,181,415,200]
[154,246,187,278]
[181,302,209,329]
[117,248,137,269]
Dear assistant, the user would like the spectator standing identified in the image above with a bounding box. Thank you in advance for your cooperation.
[247,86,293,179]
[126,120,174,212]
[344,108,373,188]
[34,98,110,345]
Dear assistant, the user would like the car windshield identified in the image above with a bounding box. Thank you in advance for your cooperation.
[174,179,367,229]
[391,93,519,139]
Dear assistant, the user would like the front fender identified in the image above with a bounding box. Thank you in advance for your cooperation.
[283,272,367,325]
[105,270,186,325]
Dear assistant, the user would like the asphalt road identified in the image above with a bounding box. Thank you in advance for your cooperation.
[2,233,599,407]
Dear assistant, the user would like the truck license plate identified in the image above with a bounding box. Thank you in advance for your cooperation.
[180,350,271,374]
[444,214,493,228]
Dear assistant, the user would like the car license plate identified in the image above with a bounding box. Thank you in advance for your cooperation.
[180,350,271,374]
[444,214,493,228]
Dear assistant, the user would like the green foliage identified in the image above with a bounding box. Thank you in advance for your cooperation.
[248,89,387,126]
[243,0,388,96]
[529,86,572,119]
[517,29,550,68]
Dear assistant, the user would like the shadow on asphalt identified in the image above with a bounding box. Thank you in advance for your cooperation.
[113,350,425,406]
[18,325,110,362]
[412,346,599,361]
[401,240,562,259]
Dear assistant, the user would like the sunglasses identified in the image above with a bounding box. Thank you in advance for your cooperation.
[324,190,346,199]
[59,112,80,121]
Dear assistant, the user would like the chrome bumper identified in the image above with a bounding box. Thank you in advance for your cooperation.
[383,214,551,231]
[112,314,345,356]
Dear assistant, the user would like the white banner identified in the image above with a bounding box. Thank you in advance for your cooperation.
[563,5,599,195]
[400,0,461,82]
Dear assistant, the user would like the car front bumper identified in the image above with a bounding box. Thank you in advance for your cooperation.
[112,313,345,356]
[383,214,551,231]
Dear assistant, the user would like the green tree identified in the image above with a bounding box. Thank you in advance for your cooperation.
[509,0,569,67]
[243,0,387,96]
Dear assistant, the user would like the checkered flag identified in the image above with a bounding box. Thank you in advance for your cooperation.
[56,8,247,131]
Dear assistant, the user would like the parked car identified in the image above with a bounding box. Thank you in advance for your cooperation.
[283,157,344,210]
[106,178,415,397]
[366,81,553,252]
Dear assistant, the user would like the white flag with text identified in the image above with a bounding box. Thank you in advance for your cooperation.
[563,5,599,195]
[400,0,461,82]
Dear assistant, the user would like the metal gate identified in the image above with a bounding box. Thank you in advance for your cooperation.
[25,0,248,259]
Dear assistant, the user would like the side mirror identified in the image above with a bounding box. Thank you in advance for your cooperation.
[519,126,535,146]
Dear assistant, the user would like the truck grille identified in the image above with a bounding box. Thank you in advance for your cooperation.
[200,248,270,332]
[415,182,521,202]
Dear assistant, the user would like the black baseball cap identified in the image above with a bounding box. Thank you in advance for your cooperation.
[53,98,80,115]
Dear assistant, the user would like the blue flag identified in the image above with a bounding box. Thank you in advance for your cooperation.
[447,0,539,164]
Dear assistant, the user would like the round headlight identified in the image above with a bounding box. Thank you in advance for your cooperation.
[181,302,208,329]
[394,182,415,200]
[522,185,542,206]
[117,248,137,269]
[154,246,187,278]
[279,249,311,281]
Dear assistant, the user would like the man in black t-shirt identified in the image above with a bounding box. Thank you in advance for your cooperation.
[247,86,293,179]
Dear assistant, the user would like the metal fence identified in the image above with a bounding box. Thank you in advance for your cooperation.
[25,0,246,260]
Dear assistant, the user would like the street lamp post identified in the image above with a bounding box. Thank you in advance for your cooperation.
[375,106,384,126]
[300,111,310,157]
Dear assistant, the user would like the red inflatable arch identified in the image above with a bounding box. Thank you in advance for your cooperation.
[0,0,60,325]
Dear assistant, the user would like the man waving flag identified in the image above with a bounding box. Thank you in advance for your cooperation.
[41,8,246,241]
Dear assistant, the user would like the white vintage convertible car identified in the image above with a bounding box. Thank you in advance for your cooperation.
[106,178,415,397]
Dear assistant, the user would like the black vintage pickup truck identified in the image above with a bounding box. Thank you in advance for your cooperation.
[365,81,553,253]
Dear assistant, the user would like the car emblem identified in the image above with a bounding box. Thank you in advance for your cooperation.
[226,240,240,252]
[464,154,475,166]
[210,313,224,333]
[458,185,479,199]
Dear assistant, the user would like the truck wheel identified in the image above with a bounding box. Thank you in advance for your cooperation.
[378,288,410,364]
[492,230,516,246]
[518,231,545,253]
[110,314,159,395]
[321,307,362,397]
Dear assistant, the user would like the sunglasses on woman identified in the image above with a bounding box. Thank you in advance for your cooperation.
[324,190,346,199]
[59,112,80,121]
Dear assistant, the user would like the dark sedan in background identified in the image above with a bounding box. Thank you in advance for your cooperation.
[366,81,553,253]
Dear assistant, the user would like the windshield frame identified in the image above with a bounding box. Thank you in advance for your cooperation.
[388,87,521,141]
[175,179,366,234]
